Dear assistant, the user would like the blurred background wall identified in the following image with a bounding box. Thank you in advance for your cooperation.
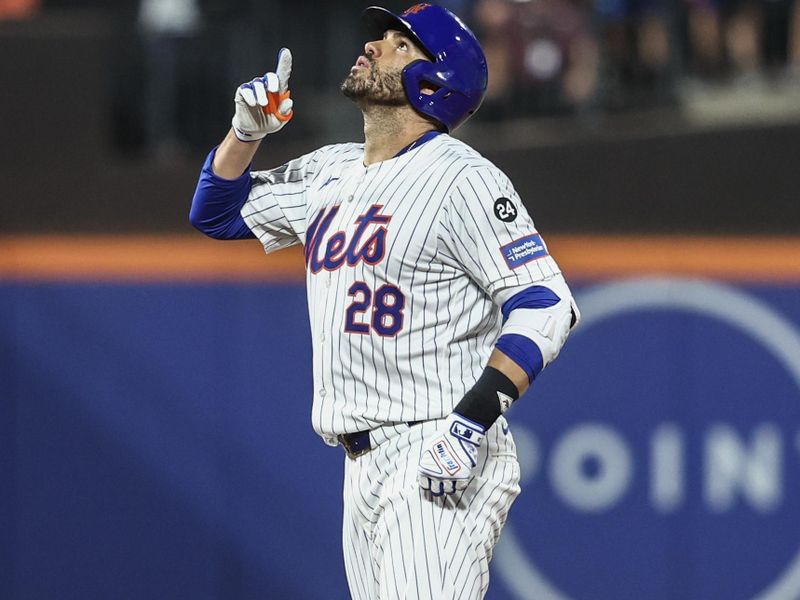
[1,0,800,599]
[1,0,799,234]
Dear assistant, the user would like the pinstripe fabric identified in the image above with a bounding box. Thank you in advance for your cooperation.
[240,135,562,441]
[240,135,541,598]
[343,418,521,599]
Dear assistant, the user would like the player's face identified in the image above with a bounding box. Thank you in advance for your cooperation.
[341,30,430,106]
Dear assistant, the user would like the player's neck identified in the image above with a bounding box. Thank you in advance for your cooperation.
[361,107,437,166]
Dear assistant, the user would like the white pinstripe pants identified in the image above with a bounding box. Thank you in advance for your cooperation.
[342,417,521,600]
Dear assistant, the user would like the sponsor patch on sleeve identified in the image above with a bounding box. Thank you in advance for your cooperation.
[500,233,549,269]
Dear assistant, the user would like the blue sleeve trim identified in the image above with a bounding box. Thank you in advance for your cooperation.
[189,147,255,240]
[501,285,561,322]
[495,334,544,384]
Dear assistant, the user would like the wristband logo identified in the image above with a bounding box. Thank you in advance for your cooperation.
[498,391,514,413]
[493,279,800,600]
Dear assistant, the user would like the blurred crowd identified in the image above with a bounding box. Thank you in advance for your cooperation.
[469,0,799,118]
[1,0,798,153]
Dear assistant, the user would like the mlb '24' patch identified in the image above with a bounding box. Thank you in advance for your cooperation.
[501,234,549,269]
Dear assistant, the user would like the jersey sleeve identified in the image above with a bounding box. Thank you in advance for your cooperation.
[437,166,562,297]
[240,149,321,254]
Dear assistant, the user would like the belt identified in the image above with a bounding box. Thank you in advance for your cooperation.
[338,421,422,459]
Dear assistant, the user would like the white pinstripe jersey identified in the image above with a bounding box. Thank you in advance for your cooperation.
[241,134,562,443]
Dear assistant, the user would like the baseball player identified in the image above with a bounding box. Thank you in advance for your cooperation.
[190,4,579,598]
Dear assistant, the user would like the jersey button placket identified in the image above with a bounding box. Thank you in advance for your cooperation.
[319,318,328,397]
[350,167,366,203]
[317,192,351,406]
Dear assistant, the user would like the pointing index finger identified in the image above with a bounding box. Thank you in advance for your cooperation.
[276,47,292,92]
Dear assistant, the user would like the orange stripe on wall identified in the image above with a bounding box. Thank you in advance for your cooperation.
[547,235,800,283]
[1,234,799,283]
[0,235,304,282]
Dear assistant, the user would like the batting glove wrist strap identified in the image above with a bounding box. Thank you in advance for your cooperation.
[418,413,486,496]
[453,366,519,430]
[232,48,294,142]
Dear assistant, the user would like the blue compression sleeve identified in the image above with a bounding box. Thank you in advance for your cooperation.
[189,147,255,240]
[495,334,544,383]
[501,285,561,321]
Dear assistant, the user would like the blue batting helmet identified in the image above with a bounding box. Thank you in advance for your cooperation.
[362,3,488,132]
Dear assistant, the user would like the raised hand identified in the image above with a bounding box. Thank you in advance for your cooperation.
[232,48,294,142]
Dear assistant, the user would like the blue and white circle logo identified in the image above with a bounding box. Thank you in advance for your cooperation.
[495,278,800,600]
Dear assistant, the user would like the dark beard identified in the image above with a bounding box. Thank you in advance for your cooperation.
[341,61,407,106]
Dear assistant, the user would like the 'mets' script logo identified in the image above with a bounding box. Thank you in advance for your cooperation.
[305,204,391,274]
[402,3,432,16]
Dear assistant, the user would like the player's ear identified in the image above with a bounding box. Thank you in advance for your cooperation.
[420,81,439,96]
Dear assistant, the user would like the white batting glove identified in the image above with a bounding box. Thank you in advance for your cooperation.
[232,47,294,142]
[418,413,486,496]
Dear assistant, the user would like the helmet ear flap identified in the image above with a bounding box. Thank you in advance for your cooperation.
[401,61,437,94]
[402,60,456,131]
